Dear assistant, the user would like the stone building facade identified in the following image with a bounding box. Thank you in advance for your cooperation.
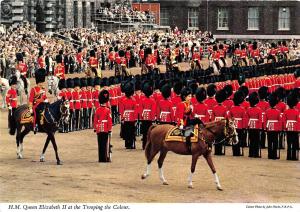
[158,0,300,39]
[0,0,109,34]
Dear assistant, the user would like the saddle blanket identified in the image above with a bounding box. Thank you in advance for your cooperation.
[20,110,33,124]
[165,127,199,143]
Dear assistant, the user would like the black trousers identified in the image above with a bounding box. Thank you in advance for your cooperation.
[232,129,242,156]
[8,108,16,128]
[248,129,261,157]
[123,121,136,149]
[286,131,299,160]
[97,132,110,162]
[267,131,279,159]
[74,109,80,130]
[68,109,73,132]
[260,130,266,148]
[140,120,153,150]
[81,108,88,129]
[214,136,225,155]
[87,108,92,128]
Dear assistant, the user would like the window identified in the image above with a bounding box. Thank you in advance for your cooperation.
[160,8,169,26]
[248,7,259,30]
[278,7,290,30]
[188,8,198,28]
[217,8,229,30]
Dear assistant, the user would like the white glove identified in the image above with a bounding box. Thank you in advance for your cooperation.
[8,106,12,110]
[29,108,33,114]
[44,99,49,103]
[179,125,184,130]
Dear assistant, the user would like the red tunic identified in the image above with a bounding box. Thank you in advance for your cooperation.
[211,104,227,121]
[37,57,45,69]
[93,89,100,108]
[175,101,194,126]
[282,108,300,131]
[54,63,65,79]
[76,52,83,64]
[223,99,234,110]
[89,57,98,68]
[94,105,112,133]
[16,63,28,77]
[138,96,156,121]
[28,86,47,106]
[119,97,137,122]
[86,89,93,108]
[109,87,118,106]
[157,99,174,123]
[193,102,210,123]
[265,108,282,131]
[6,88,18,108]
[227,106,247,129]
[80,89,88,109]
[245,106,263,129]
[72,89,81,110]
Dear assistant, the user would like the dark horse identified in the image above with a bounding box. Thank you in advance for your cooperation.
[141,119,239,190]
[8,99,70,165]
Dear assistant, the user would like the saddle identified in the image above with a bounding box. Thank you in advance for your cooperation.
[165,126,199,143]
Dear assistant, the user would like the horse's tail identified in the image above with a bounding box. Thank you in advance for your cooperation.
[145,125,156,162]
[9,112,17,135]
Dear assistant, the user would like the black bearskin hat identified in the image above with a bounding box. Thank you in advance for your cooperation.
[294,69,300,78]
[87,77,94,87]
[9,76,17,86]
[58,79,66,90]
[173,81,183,95]
[108,76,115,86]
[124,82,134,97]
[66,78,74,89]
[119,50,125,57]
[142,82,153,97]
[94,77,101,86]
[16,52,23,62]
[78,47,82,53]
[223,84,233,98]
[35,68,46,84]
[287,94,298,109]
[271,43,276,48]
[161,85,171,99]
[90,50,96,57]
[99,89,109,104]
[135,80,141,91]
[219,44,224,50]
[56,54,63,63]
[275,87,286,101]
[258,86,269,100]
[215,89,226,104]
[249,92,259,107]
[100,77,108,87]
[80,78,87,88]
[189,82,198,95]
[233,90,244,106]
[59,49,64,55]
[73,77,81,87]
[238,86,249,99]
[196,87,207,103]
[207,84,217,97]
[180,87,192,101]
[213,45,218,51]
[268,93,279,108]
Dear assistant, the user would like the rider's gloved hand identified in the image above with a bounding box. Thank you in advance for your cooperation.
[179,125,184,130]
[44,99,49,103]
[8,106,12,110]
[29,108,33,114]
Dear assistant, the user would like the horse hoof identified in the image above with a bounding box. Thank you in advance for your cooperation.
[141,174,148,180]
[40,158,45,162]
[57,161,63,165]
[217,186,223,191]
[188,185,193,189]
[163,181,169,185]
[17,154,23,159]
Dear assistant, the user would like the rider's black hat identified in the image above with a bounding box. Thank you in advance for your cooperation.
[99,89,109,104]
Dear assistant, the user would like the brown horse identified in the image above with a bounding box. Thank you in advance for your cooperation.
[141,118,239,190]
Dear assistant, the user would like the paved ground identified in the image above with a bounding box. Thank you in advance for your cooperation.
[0,61,299,202]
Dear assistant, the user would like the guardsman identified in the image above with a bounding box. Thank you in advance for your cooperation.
[250,42,262,65]
[76,48,83,72]
[86,77,94,128]
[139,45,145,67]
[219,44,226,67]
[157,84,174,124]
[139,81,156,149]
[265,93,281,160]
[89,50,99,77]
[66,78,74,132]
[133,80,143,136]
[184,43,190,61]
[246,92,263,158]
[239,86,250,110]
[108,47,115,70]
[16,53,28,93]
[257,86,270,148]
[80,78,88,129]
[275,87,287,149]
[268,43,278,62]
[211,89,227,155]
[94,89,112,162]
[222,85,234,110]
[119,82,137,149]
[194,87,210,123]
[93,77,101,109]
[54,55,65,79]
[204,84,218,121]
[240,44,248,66]
[171,81,183,117]
[6,76,18,129]
[108,77,119,125]
[37,48,46,69]
[282,94,299,160]
[227,90,245,156]
[57,79,67,133]
[72,77,81,131]
[28,68,48,133]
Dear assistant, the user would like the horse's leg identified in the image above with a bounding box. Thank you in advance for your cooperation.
[48,133,62,165]
[40,136,51,162]
[141,139,161,180]
[16,127,21,159]
[188,153,200,189]
[203,150,223,191]
[18,126,31,158]
[157,149,168,185]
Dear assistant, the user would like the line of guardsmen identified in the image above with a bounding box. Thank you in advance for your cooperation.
[54,63,300,161]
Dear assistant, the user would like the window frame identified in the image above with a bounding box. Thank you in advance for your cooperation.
[160,8,169,26]
[247,7,259,31]
[278,7,290,31]
[188,7,199,29]
[217,8,229,31]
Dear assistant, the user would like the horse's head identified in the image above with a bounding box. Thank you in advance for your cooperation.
[47,76,54,94]
[60,99,70,124]
[224,118,239,145]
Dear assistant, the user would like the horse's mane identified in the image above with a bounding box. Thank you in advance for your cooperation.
[204,119,226,129]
